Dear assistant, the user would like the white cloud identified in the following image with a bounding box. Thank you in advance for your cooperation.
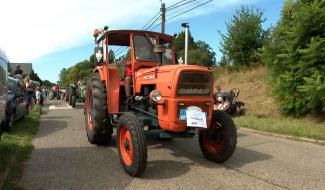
[0,0,251,62]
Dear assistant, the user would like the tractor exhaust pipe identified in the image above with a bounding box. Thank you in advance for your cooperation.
[181,23,189,65]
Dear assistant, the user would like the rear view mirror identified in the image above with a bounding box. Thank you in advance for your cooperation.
[154,45,166,54]
[95,47,103,62]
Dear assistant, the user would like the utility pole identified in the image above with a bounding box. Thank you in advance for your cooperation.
[182,23,189,65]
[161,2,166,34]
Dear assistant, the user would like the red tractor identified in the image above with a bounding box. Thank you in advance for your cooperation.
[85,28,237,177]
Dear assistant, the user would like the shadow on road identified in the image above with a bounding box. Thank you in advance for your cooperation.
[36,118,68,138]
[22,146,133,189]
[73,104,85,110]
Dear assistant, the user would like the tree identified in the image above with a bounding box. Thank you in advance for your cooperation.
[42,80,56,87]
[219,6,268,67]
[174,32,216,67]
[58,68,69,87]
[261,0,325,116]
[218,56,230,68]
[29,70,42,83]
[173,31,197,53]
[109,49,115,63]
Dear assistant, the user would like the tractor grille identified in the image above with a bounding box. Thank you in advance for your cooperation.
[177,71,212,97]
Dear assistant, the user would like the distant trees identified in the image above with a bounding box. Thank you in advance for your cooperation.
[260,0,325,116]
[174,31,216,67]
[29,70,42,83]
[58,50,116,87]
[219,6,269,68]
[58,59,93,87]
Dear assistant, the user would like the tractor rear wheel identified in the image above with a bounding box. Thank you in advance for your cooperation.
[68,94,72,106]
[85,73,112,145]
[117,113,147,177]
[48,90,54,100]
[71,95,76,108]
[199,110,237,163]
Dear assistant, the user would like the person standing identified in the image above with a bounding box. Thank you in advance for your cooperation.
[41,86,47,106]
[124,59,132,98]
[24,76,34,110]
[35,87,41,105]
[77,79,83,88]
[14,64,23,75]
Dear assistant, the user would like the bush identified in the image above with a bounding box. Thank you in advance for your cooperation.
[260,0,325,116]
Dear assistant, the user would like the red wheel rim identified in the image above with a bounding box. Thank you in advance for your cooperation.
[203,123,224,154]
[119,126,133,166]
[87,89,93,129]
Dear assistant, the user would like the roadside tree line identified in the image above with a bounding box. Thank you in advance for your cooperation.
[219,0,324,116]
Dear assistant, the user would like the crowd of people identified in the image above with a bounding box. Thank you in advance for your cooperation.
[13,65,48,110]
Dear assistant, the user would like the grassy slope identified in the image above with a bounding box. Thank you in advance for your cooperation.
[215,66,325,140]
[0,108,41,190]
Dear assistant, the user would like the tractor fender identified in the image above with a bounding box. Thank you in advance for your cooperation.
[94,66,120,113]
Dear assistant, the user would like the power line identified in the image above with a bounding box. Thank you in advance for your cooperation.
[166,0,188,10]
[141,11,161,30]
[143,15,161,31]
[167,0,213,21]
[166,0,198,11]
[114,0,213,57]
[113,10,161,56]
[167,0,204,18]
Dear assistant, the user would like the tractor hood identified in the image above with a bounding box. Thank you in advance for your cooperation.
[135,64,213,97]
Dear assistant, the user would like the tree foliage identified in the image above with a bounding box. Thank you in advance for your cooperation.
[219,6,268,67]
[260,0,325,116]
[29,70,42,83]
[174,31,216,66]
[58,59,93,87]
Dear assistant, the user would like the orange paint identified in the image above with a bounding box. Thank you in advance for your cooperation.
[92,30,215,133]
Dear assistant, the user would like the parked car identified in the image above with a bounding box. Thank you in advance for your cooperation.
[4,77,28,131]
[0,50,8,138]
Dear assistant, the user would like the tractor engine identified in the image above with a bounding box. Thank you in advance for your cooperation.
[133,64,215,132]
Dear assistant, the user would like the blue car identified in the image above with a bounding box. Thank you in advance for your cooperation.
[4,77,28,131]
[0,50,8,138]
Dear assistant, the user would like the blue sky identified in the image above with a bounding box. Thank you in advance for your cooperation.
[1,0,284,83]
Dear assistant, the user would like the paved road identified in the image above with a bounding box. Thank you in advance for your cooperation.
[21,101,325,190]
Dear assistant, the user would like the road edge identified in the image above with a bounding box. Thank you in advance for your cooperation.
[238,127,325,146]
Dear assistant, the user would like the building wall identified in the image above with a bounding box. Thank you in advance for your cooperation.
[9,63,33,75]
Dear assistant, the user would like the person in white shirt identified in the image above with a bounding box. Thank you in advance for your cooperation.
[35,87,41,105]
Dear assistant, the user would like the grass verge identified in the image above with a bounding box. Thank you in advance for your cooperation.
[0,107,41,190]
[234,115,325,141]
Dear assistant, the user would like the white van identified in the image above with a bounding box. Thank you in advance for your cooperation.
[0,49,8,139]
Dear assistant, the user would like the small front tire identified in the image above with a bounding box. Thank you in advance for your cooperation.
[199,110,237,163]
[117,112,147,177]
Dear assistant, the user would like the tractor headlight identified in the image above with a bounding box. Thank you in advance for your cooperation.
[149,90,162,102]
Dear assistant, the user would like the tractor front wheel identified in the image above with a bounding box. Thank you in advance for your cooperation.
[199,110,237,163]
[117,113,147,177]
[85,73,112,145]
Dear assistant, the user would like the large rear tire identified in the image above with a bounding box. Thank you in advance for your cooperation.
[68,94,72,106]
[48,91,54,100]
[199,110,237,163]
[85,73,112,145]
[71,95,76,108]
[117,113,147,177]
